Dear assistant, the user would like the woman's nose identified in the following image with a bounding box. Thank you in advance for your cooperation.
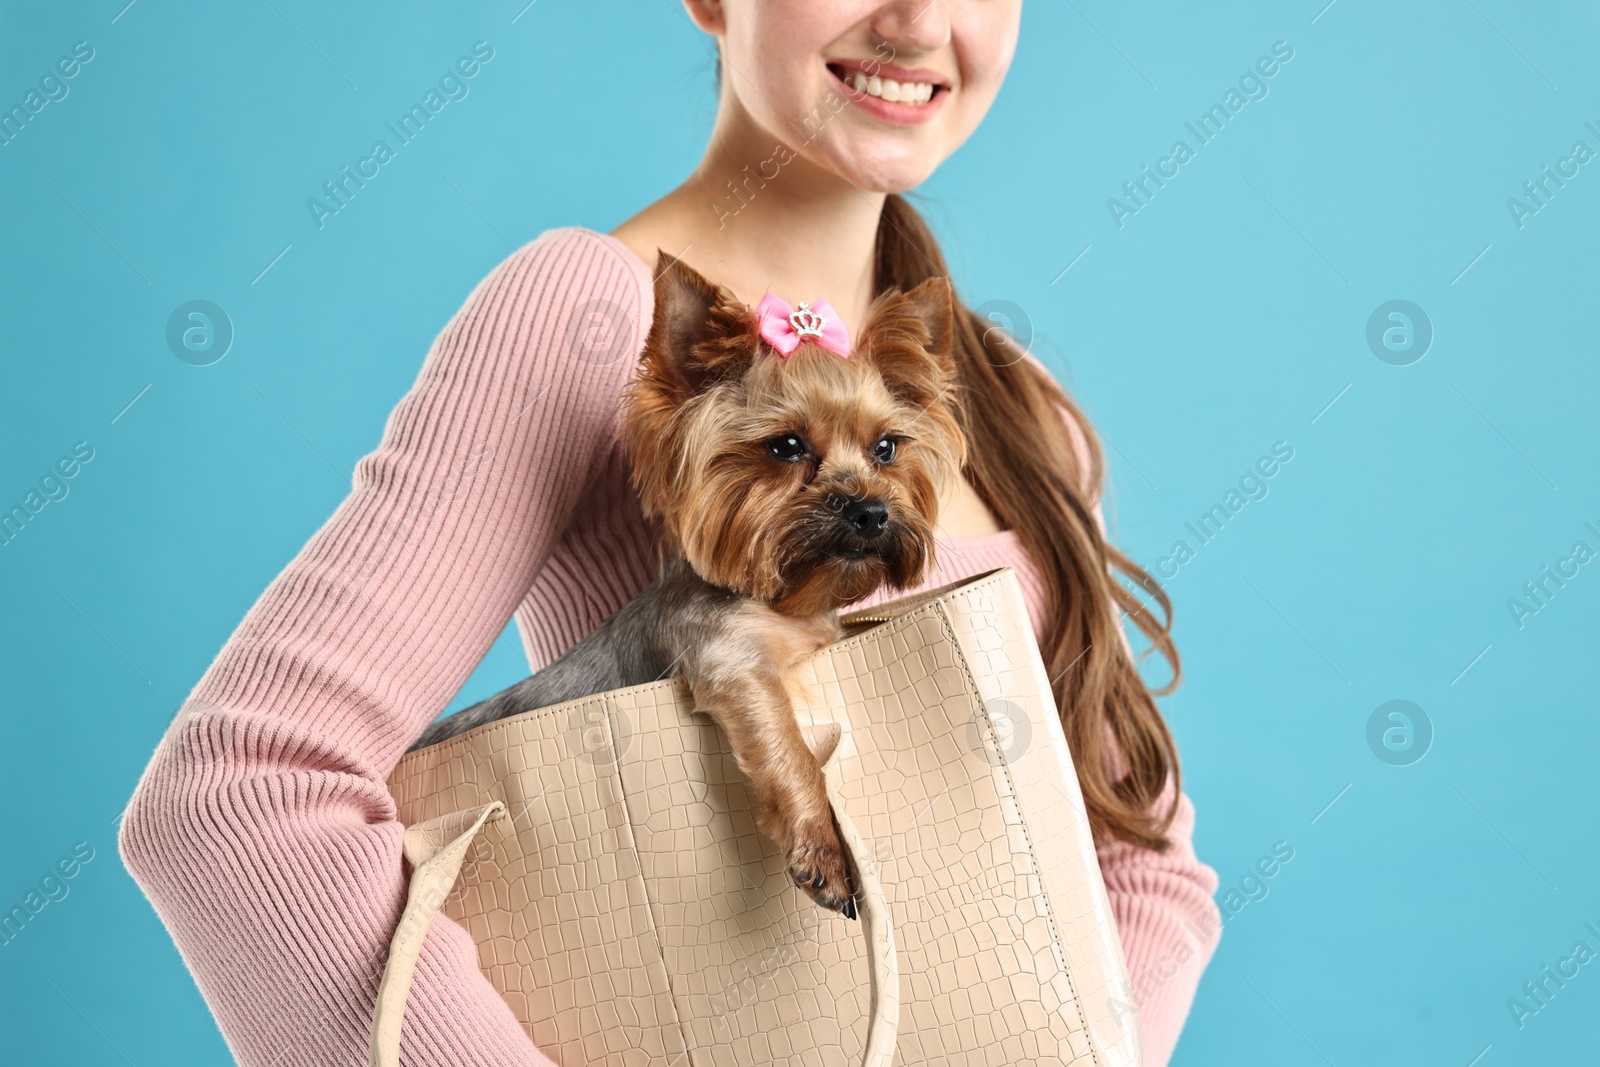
[870,0,953,55]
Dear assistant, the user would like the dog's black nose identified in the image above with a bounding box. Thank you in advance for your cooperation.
[840,497,890,539]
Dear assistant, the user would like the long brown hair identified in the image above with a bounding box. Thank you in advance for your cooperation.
[873,194,1182,851]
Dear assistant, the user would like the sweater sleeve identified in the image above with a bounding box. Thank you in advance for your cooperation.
[117,228,652,1067]
[1021,350,1221,1066]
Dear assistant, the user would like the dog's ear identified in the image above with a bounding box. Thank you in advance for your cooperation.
[899,275,955,367]
[857,275,958,409]
[642,250,756,401]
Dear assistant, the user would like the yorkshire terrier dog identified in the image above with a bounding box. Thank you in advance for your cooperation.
[410,253,968,916]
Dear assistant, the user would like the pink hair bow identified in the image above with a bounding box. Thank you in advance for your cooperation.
[755,294,852,358]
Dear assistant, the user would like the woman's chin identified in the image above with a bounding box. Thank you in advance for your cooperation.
[812,141,940,195]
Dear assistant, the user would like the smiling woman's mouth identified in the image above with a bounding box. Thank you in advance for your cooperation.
[827,63,948,108]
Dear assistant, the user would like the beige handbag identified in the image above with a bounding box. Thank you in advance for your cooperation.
[372,567,1141,1067]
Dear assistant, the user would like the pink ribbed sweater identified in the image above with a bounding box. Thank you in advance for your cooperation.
[119,228,1220,1067]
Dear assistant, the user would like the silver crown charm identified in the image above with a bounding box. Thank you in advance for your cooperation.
[788,301,826,340]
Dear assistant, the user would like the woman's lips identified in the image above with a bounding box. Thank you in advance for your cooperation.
[826,61,949,126]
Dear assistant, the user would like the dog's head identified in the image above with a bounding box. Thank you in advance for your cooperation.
[621,253,969,616]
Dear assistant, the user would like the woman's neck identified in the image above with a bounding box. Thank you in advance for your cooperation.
[611,103,887,332]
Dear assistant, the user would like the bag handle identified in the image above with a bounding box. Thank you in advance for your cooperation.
[369,799,508,1067]
[369,725,898,1067]
[808,722,900,1067]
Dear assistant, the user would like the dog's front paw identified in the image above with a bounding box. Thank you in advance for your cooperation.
[787,817,857,919]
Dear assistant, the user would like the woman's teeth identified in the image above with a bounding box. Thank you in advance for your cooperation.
[847,71,935,105]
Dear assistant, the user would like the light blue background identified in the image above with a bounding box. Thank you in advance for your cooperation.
[3,1,1596,1063]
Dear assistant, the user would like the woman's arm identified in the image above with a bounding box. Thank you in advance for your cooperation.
[117,228,651,1066]
[1087,480,1221,1067]
[1097,787,1219,1067]
[1020,348,1221,1066]
[1082,475,1221,1067]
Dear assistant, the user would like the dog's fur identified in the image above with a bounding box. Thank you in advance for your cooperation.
[410,253,968,915]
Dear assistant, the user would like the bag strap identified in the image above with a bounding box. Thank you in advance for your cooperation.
[370,729,898,1067]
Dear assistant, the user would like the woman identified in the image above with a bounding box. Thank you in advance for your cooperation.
[120,1,1220,1064]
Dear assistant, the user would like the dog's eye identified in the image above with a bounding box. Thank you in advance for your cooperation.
[871,436,898,465]
[766,433,809,462]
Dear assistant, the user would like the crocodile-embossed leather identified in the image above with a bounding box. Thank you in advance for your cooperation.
[380,567,1141,1066]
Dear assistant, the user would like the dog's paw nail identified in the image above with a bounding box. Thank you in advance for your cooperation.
[842,898,857,920]
[812,871,825,890]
